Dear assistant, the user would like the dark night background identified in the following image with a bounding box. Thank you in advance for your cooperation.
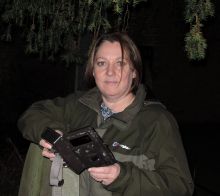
[0,0,220,195]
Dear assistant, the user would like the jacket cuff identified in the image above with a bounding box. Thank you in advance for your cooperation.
[104,162,131,193]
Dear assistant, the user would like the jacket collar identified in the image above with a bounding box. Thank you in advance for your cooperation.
[113,84,146,123]
[79,84,146,126]
[78,87,102,113]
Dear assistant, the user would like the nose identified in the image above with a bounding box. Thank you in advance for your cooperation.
[106,64,115,76]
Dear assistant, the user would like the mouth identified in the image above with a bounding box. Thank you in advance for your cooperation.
[105,81,118,84]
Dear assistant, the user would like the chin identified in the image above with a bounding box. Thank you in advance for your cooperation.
[102,90,118,97]
[98,85,121,96]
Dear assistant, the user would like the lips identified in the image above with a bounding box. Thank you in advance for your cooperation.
[105,81,118,84]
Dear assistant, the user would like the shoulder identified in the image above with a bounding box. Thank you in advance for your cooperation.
[140,100,167,117]
[138,100,179,132]
[49,90,87,106]
[61,87,101,114]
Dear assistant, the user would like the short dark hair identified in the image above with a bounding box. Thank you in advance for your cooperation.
[85,32,142,91]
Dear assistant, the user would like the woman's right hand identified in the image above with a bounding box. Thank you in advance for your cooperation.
[39,139,55,160]
[39,129,63,159]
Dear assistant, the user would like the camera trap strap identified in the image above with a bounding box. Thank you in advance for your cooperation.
[50,153,64,196]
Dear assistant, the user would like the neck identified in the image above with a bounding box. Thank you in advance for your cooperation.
[102,93,135,113]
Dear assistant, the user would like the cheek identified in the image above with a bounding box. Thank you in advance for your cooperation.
[93,70,104,84]
[93,69,100,79]
[120,72,134,88]
[126,71,135,81]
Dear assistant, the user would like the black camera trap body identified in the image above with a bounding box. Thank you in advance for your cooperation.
[41,127,116,174]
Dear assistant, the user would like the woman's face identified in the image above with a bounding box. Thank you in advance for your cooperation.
[93,41,136,101]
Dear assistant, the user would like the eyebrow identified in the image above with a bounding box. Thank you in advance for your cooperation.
[95,57,128,61]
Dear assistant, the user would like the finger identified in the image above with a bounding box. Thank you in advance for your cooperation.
[50,157,55,161]
[88,164,120,185]
[39,139,52,149]
[90,175,109,185]
[89,174,107,183]
[89,170,112,182]
[42,147,55,159]
[55,130,63,135]
[88,167,109,174]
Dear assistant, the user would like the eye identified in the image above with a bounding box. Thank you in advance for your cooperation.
[116,60,126,67]
[96,61,106,66]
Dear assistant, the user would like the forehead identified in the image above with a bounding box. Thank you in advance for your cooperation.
[95,41,126,58]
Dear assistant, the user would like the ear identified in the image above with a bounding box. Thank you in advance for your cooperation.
[132,71,136,78]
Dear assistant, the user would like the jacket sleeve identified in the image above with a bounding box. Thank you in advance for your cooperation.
[105,110,194,196]
[17,94,76,143]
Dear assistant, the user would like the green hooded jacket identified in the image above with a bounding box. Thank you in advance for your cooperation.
[18,84,194,196]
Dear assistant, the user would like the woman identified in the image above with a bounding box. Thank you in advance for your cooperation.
[18,32,194,196]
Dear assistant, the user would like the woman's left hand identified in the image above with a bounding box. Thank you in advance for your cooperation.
[88,163,120,185]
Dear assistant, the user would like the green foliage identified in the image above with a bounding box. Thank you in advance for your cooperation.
[0,0,147,66]
[185,25,207,60]
[184,0,215,60]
